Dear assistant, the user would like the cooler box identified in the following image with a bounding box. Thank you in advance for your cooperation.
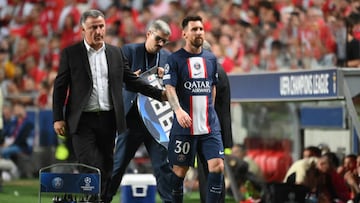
[120,174,157,203]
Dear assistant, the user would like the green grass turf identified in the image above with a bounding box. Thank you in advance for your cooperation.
[0,179,236,203]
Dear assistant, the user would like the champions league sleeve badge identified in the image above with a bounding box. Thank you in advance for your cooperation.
[138,67,173,148]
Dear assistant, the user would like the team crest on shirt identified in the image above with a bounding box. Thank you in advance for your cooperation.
[177,154,186,162]
[193,62,203,76]
[188,57,206,79]
[194,62,201,70]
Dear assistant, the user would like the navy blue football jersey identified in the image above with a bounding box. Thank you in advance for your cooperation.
[163,48,221,135]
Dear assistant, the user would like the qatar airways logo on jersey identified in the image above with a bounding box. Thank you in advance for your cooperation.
[184,80,211,93]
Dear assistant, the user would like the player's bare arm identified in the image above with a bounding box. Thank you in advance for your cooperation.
[165,84,192,128]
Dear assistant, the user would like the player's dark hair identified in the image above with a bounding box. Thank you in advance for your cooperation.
[182,15,203,29]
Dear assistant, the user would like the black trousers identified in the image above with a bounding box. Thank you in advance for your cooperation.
[72,110,116,201]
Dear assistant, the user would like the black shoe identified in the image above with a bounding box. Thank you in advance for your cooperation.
[84,194,102,202]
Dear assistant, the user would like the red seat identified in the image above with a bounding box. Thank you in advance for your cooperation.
[244,137,293,182]
[264,152,292,182]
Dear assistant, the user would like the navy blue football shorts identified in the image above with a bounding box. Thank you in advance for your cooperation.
[168,131,224,167]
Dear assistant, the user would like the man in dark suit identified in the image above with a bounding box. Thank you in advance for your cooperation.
[105,19,173,203]
[197,41,233,203]
[1,102,35,159]
[52,9,166,202]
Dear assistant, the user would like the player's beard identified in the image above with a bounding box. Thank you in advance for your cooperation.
[192,37,203,48]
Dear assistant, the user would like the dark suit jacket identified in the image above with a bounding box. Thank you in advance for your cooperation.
[12,116,34,155]
[52,41,163,135]
[215,64,233,148]
[121,43,170,115]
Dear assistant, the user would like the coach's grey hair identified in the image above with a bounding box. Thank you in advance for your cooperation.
[80,9,105,26]
[148,20,171,35]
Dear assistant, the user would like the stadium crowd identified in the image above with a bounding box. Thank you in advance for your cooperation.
[1,0,360,199]
[0,0,360,108]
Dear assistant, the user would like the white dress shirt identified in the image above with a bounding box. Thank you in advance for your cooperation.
[83,40,112,112]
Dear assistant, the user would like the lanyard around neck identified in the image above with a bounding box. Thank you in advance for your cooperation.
[145,52,160,70]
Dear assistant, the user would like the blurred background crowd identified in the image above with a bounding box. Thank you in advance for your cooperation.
[1,0,360,201]
[0,0,360,108]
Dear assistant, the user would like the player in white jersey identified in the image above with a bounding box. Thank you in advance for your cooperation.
[163,15,225,203]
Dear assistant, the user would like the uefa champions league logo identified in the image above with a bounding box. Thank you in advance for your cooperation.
[164,64,169,74]
[51,177,64,189]
[81,176,95,191]
[84,177,91,186]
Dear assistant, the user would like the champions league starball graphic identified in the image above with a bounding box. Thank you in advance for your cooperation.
[137,67,173,148]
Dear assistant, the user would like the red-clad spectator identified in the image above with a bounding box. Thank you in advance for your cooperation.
[44,37,61,71]
[59,13,81,50]
[37,1,55,37]
[8,0,34,29]
[318,152,350,202]
[244,6,260,26]
[338,154,357,177]
[235,42,246,70]
[44,0,65,32]
[12,37,32,67]
[219,1,241,25]
[9,1,49,40]
[212,43,235,73]
[117,7,143,43]
[23,56,47,88]
[104,4,121,27]
[166,2,184,42]
[88,0,113,12]
[337,154,358,200]
[36,80,51,109]
[300,7,336,54]
[197,10,212,32]
[10,3,51,38]
[274,0,295,14]
[137,7,153,32]
[149,0,170,19]
[184,0,203,14]
[57,0,80,33]
[26,24,43,59]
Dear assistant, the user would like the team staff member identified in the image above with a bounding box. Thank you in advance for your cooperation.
[163,15,225,203]
[197,41,233,203]
[105,19,172,203]
[52,9,166,202]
